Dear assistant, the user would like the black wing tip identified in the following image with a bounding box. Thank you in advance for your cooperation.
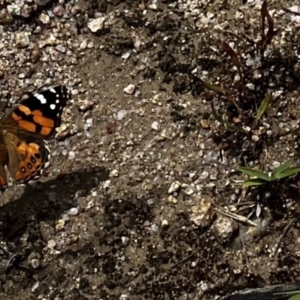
[56,86,70,102]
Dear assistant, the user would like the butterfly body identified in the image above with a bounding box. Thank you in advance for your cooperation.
[0,86,69,190]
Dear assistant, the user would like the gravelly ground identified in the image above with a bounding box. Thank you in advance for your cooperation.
[1,0,300,299]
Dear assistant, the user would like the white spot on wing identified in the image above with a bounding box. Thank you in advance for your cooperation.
[50,104,56,110]
[50,88,56,93]
[35,93,47,104]
[56,99,60,104]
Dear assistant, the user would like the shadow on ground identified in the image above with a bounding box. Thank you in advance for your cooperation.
[0,167,109,245]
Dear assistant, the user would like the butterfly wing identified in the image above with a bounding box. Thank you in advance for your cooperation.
[0,133,9,190]
[3,131,50,185]
[2,86,69,139]
[0,86,69,189]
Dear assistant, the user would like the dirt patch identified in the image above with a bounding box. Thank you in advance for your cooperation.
[1,0,300,299]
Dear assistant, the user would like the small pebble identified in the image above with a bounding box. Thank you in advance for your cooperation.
[68,151,75,160]
[80,40,87,49]
[203,151,219,164]
[190,198,215,227]
[56,219,65,231]
[87,41,94,48]
[47,239,56,249]
[149,4,157,10]
[147,198,156,205]
[61,213,70,221]
[31,281,39,293]
[150,224,159,232]
[161,219,168,226]
[168,195,177,203]
[67,207,79,216]
[151,121,160,131]
[200,171,209,180]
[86,118,93,126]
[31,259,40,269]
[15,32,30,48]
[121,236,130,245]
[79,100,94,112]
[88,17,105,33]
[103,180,111,189]
[53,6,65,17]
[200,282,208,291]
[117,110,127,120]
[71,5,81,15]
[191,261,197,267]
[39,13,50,24]
[182,183,194,195]
[168,181,181,193]
[56,45,66,53]
[212,215,238,242]
[121,50,131,60]
[123,84,135,95]
[110,169,119,177]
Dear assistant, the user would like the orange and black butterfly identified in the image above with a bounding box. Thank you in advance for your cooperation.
[0,86,69,190]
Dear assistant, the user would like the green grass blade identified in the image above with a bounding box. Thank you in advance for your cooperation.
[274,167,300,180]
[241,179,266,187]
[238,166,270,181]
[256,93,272,120]
[202,80,226,95]
[289,294,300,300]
[274,291,300,300]
[271,161,292,180]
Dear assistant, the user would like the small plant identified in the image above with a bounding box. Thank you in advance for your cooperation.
[251,92,272,129]
[238,161,300,187]
[202,0,277,134]
[203,80,272,132]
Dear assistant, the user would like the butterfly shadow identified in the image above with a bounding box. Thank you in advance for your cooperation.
[0,167,109,247]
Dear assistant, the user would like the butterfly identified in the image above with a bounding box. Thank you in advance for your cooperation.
[0,86,69,191]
